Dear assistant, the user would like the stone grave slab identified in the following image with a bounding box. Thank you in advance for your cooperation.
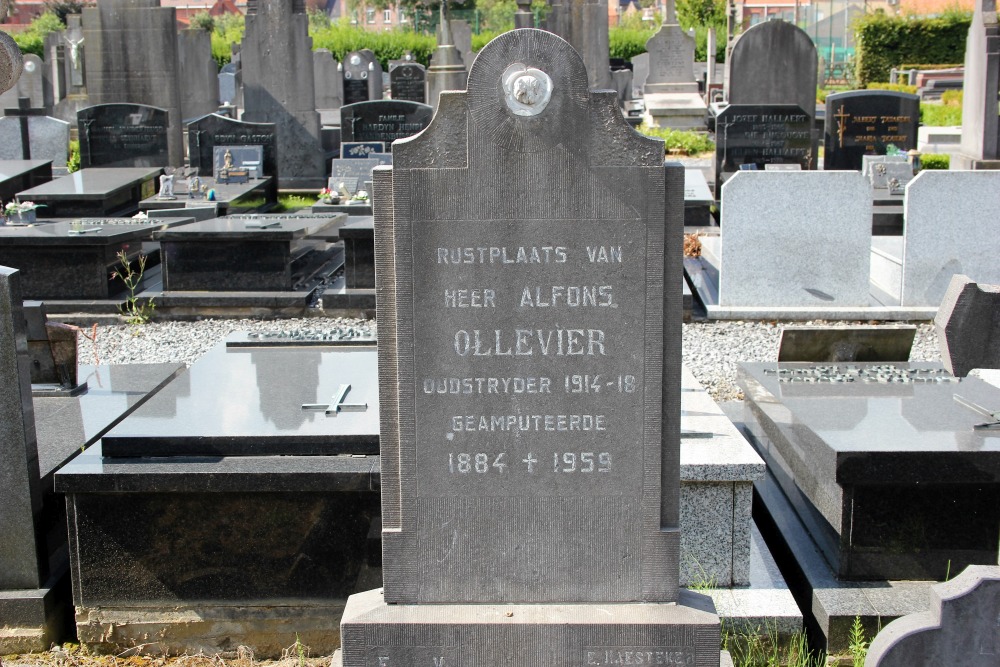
[156,213,345,292]
[77,104,170,168]
[138,174,276,217]
[777,325,916,362]
[865,564,1000,667]
[0,159,52,203]
[739,361,1000,581]
[717,171,871,307]
[15,167,162,217]
[339,217,374,289]
[0,216,193,299]
[339,99,433,151]
[824,90,920,170]
[935,274,1000,377]
[684,168,713,226]
[187,113,277,181]
[389,62,426,103]
[714,104,814,192]
[0,115,70,171]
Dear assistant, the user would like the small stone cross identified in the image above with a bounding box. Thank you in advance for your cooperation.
[3,97,46,160]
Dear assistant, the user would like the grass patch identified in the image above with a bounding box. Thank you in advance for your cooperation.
[636,123,715,156]
[921,103,962,126]
[921,153,950,169]
[723,620,826,667]
[276,194,318,211]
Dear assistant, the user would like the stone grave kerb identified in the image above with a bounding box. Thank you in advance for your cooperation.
[0,266,47,591]
[377,27,684,605]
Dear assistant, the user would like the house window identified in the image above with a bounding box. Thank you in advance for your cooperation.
[366,8,376,23]
[384,9,392,23]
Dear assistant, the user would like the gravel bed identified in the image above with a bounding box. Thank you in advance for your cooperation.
[77,317,940,403]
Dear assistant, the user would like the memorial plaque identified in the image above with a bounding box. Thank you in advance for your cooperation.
[377,29,682,606]
[715,104,813,191]
[342,50,382,105]
[77,104,169,168]
[389,62,426,103]
[824,90,920,170]
[212,145,265,178]
[339,99,433,151]
[329,157,392,195]
[187,113,277,179]
[341,141,385,158]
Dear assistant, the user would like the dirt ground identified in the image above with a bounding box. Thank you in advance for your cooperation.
[0,646,333,667]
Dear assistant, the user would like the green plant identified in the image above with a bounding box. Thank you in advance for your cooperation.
[111,250,155,325]
[11,10,65,57]
[67,139,80,173]
[864,82,918,94]
[209,12,246,67]
[724,620,826,667]
[854,11,971,85]
[920,153,950,170]
[637,123,715,156]
[188,10,215,32]
[276,194,318,211]
[849,616,868,667]
[921,102,962,126]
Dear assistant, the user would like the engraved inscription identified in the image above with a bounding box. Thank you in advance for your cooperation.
[584,648,695,665]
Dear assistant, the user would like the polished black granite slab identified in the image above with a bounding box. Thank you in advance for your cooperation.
[739,362,1000,581]
[0,217,194,299]
[157,214,343,291]
[16,168,162,217]
[0,160,52,203]
[139,176,277,216]
[339,217,374,289]
[100,342,379,457]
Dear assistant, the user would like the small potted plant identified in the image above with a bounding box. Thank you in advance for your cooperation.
[351,189,369,204]
[318,187,340,204]
[3,200,44,224]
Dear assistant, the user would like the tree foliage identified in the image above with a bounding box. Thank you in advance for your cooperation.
[675,0,726,29]
[11,10,64,57]
[42,0,93,24]
[854,9,971,84]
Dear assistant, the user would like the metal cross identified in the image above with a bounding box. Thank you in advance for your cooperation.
[834,104,850,148]
[302,383,368,416]
[953,394,1000,430]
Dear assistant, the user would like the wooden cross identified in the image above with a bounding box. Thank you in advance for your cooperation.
[2,97,47,160]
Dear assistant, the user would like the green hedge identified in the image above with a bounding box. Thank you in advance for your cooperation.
[920,154,950,169]
[310,23,436,70]
[9,11,64,58]
[854,11,971,85]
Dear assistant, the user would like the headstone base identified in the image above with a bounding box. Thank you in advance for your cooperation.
[949,153,1000,170]
[0,574,69,653]
[643,93,707,130]
[340,589,722,667]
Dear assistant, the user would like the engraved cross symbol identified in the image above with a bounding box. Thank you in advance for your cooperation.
[302,383,368,415]
[834,104,850,148]
[522,453,538,473]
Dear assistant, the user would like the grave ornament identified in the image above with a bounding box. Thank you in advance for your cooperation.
[158,173,175,199]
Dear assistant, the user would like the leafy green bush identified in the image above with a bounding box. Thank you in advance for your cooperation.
[67,139,80,173]
[920,154,950,170]
[637,123,715,156]
[921,103,962,126]
[310,21,436,70]
[609,25,656,61]
[11,11,65,57]
[854,11,971,85]
[210,13,246,67]
[864,82,918,94]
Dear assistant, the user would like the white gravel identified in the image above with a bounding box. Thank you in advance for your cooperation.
[77,317,940,403]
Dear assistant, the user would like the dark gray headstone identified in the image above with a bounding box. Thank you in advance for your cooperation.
[935,274,1000,377]
[240,0,324,188]
[725,20,818,159]
[313,48,342,110]
[329,156,391,196]
[824,90,920,170]
[544,0,612,91]
[81,0,184,166]
[177,29,218,122]
[339,100,432,151]
[426,12,467,111]
[376,27,682,605]
[644,6,696,93]
[218,62,241,106]
[955,0,1000,168]
[715,104,813,191]
[0,55,45,110]
[77,103,169,168]
[389,62,426,103]
[0,115,70,169]
[0,266,47,591]
[342,49,383,106]
[865,565,1000,667]
[186,113,277,179]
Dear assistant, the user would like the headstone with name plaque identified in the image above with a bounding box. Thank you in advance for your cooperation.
[341,50,383,106]
[389,62,426,103]
[187,113,277,180]
[339,100,433,152]
[714,104,814,192]
[824,90,920,170]
[338,28,720,667]
[77,103,169,168]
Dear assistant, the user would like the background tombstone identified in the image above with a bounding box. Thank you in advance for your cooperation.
[389,62,426,103]
[865,565,1000,666]
[186,112,277,180]
[0,55,46,111]
[544,0,613,91]
[824,90,920,170]
[725,20,818,160]
[934,274,1000,377]
[340,29,719,666]
[313,48,342,115]
[82,0,184,167]
[339,99,432,151]
[0,114,70,171]
[450,19,475,71]
[642,0,705,129]
[240,0,324,189]
[715,104,813,191]
[78,103,169,168]
[177,28,218,122]
[218,61,241,106]
[426,8,467,110]
[342,49,383,106]
[954,0,1000,169]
